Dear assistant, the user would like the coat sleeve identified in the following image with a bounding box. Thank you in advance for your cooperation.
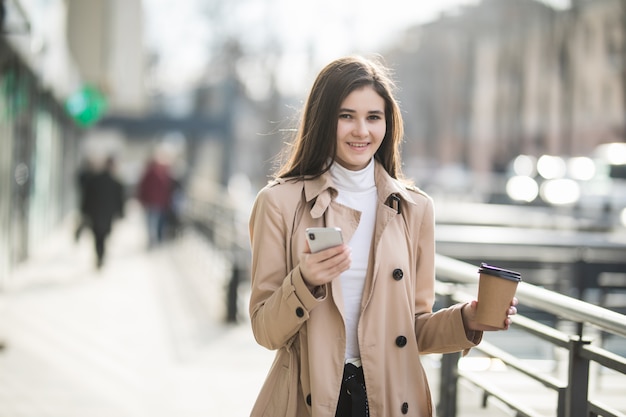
[412,194,482,353]
[248,186,325,351]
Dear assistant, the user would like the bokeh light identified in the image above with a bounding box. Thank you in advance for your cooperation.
[512,155,537,177]
[540,178,580,205]
[567,157,596,181]
[537,155,566,180]
[506,175,539,203]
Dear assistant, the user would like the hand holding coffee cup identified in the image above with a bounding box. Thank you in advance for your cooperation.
[474,263,521,329]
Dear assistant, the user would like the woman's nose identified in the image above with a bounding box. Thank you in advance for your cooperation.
[353,120,368,137]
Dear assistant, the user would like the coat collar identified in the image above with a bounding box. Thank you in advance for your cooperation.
[303,159,416,218]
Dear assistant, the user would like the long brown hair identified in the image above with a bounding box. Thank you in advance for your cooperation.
[275,55,405,180]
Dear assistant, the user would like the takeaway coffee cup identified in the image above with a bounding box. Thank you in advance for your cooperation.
[475,263,521,329]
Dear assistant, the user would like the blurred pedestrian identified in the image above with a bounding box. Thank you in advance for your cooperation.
[248,55,518,417]
[163,172,185,240]
[137,151,172,247]
[83,156,125,269]
[74,157,95,242]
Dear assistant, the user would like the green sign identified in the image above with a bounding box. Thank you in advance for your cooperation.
[65,85,108,127]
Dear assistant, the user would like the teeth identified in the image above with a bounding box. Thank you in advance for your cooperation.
[349,143,367,148]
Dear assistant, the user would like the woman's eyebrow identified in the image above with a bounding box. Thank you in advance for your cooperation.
[338,108,384,114]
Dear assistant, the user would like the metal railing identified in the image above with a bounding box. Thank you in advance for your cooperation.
[183,184,251,323]
[435,254,626,417]
[183,187,626,416]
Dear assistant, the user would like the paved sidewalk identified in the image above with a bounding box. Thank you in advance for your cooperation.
[0,203,273,417]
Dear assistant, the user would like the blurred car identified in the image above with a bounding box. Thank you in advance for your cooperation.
[579,143,626,225]
[504,143,626,229]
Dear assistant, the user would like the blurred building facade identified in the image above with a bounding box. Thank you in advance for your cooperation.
[384,0,625,196]
[66,0,145,115]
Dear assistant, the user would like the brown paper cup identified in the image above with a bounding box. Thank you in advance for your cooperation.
[475,263,521,329]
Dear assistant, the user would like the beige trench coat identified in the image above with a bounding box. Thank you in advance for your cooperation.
[248,161,481,417]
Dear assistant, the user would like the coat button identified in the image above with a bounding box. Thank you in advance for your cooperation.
[296,307,305,317]
[392,268,403,281]
[395,335,407,347]
[306,394,312,406]
[401,402,409,414]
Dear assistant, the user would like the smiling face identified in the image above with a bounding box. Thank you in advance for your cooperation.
[335,86,387,171]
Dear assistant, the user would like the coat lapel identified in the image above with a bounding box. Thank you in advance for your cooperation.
[363,162,418,310]
[300,162,418,317]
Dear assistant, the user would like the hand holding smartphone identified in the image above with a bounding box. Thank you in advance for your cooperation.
[305,227,343,253]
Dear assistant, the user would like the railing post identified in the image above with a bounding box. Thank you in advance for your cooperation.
[565,335,591,417]
[556,387,567,417]
[437,351,461,417]
[226,260,241,323]
[437,292,460,417]
[225,208,241,324]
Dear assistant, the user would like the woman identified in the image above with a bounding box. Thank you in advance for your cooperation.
[248,55,517,417]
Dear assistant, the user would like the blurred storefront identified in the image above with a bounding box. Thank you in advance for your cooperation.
[0,36,79,289]
[0,0,144,289]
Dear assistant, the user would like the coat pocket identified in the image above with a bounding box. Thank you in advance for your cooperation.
[251,341,301,417]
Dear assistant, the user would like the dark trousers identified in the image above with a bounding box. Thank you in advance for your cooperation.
[92,228,110,268]
[335,363,369,417]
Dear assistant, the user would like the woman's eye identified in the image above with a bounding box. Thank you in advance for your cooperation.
[339,113,351,119]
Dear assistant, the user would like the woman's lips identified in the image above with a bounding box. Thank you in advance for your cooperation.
[347,142,369,149]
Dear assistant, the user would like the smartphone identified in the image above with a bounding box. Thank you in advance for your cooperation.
[306,227,343,253]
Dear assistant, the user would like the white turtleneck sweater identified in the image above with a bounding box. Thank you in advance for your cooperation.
[329,158,377,362]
